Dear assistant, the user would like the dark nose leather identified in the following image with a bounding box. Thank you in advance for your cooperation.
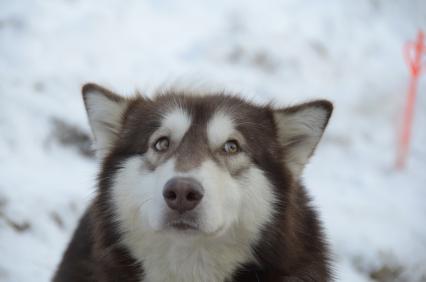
[163,177,204,213]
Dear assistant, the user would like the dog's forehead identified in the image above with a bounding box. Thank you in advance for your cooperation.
[155,93,260,124]
[152,94,276,139]
[121,93,275,151]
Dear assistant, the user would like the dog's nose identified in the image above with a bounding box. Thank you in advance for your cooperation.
[163,177,204,213]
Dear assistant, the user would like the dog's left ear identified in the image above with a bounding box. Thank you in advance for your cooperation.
[82,83,129,158]
[273,100,333,177]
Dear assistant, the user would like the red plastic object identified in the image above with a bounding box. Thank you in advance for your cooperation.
[396,30,425,169]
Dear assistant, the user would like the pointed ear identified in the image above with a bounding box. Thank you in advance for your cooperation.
[273,100,333,177]
[82,83,128,158]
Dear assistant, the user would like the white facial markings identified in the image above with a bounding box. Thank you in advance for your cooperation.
[145,107,192,165]
[206,111,250,175]
[207,111,236,149]
[161,107,192,141]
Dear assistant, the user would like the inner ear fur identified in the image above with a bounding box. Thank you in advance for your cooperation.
[273,100,333,177]
[82,83,129,158]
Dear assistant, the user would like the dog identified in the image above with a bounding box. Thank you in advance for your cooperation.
[53,83,333,282]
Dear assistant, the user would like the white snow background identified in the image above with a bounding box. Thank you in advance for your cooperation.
[0,0,425,281]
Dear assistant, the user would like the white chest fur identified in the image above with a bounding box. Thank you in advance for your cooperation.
[122,228,256,282]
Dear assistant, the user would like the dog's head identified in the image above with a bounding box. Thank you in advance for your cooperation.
[83,83,332,241]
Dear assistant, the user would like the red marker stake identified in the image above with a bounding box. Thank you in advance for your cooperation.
[396,30,425,169]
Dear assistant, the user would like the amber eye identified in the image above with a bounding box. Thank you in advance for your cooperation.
[223,140,240,154]
[154,137,170,152]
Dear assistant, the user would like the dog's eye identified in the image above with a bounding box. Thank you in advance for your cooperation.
[154,137,170,152]
[223,140,240,154]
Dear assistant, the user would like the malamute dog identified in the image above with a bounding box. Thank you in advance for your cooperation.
[53,83,333,282]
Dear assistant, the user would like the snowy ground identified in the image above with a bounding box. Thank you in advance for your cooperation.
[1,0,425,281]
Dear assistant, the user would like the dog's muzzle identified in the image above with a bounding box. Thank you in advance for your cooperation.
[162,177,204,231]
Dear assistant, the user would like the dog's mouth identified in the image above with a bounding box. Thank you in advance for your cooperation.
[163,216,228,237]
[168,220,199,231]
[164,210,201,231]
[166,218,200,231]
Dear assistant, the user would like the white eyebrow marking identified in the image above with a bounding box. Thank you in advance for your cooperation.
[207,111,235,147]
[162,108,192,140]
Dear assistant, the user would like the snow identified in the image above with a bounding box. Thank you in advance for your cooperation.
[0,0,425,281]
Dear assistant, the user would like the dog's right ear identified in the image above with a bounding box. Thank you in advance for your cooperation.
[82,83,128,158]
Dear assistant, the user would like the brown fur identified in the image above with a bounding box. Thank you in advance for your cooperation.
[53,84,333,282]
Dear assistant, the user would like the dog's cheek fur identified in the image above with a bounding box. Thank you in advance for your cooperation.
[236,166,276,237]
[112,157,176,235]
[194,160,241,233]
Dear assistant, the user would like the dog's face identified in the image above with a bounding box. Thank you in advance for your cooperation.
[83,84,332,242]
